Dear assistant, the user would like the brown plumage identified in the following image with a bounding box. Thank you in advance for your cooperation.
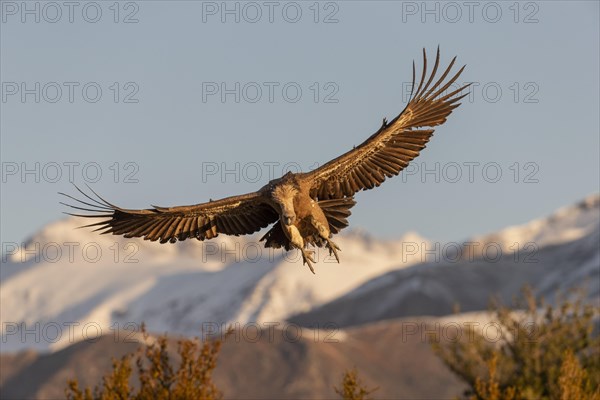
[61,48,469,274]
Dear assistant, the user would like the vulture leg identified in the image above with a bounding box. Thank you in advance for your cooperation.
[308,215,341,263]
[282,221,316,274]
[300,248,316,274]
[325,239,341,263]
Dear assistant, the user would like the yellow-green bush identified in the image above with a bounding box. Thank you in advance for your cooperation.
[433,287,600,400]
[65,324,223,400]
[334,368,378,400]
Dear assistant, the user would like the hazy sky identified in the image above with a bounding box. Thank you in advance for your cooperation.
[1,1,599,247]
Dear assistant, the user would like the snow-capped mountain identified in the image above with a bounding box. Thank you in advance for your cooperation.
[1,216,427,353]
[291,194,600,327]
[1,194,598,353]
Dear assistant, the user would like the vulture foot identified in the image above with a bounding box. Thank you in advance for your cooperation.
[326,239,341,263]
[300,249,316,274]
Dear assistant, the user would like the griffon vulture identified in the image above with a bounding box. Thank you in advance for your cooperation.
[61,48,469,273]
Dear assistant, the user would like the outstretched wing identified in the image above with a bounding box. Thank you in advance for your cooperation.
[60,185,278,243]
[304,47,470,200]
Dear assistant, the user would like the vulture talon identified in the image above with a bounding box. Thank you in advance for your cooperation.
[301,249,316,274]
[326,239,341,263]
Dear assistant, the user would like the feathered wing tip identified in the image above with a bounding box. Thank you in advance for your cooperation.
[58,184,120,232]
[307,47,470,200]
[408,46,471,109]
[60,184,186,241]
[388,45,470,132]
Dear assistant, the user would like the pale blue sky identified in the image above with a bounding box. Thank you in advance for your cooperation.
[1,1,599,246]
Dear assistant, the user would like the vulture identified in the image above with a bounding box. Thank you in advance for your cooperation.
[61,48,469,273]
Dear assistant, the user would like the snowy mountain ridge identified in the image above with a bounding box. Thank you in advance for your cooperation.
[1,193,598,353]
[1,217,427,352]
[470,194,599,251]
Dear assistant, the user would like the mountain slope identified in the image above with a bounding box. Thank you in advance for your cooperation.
[1,217,426,353]
[1,319,466,399]
[1,194,598,353]
[290,194,600,327]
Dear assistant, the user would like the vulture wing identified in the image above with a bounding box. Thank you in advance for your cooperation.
[304,47,470,200]
[60,185,278,243]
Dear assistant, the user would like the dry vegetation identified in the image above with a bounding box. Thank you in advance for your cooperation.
[65,324,224,400]
[65,287,599,400]
[433,287,600,400]
[334,368,378,400]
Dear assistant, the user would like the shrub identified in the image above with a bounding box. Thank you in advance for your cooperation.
[335,367,378,400]
[433,287,600,400]
[65,324,224,400]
